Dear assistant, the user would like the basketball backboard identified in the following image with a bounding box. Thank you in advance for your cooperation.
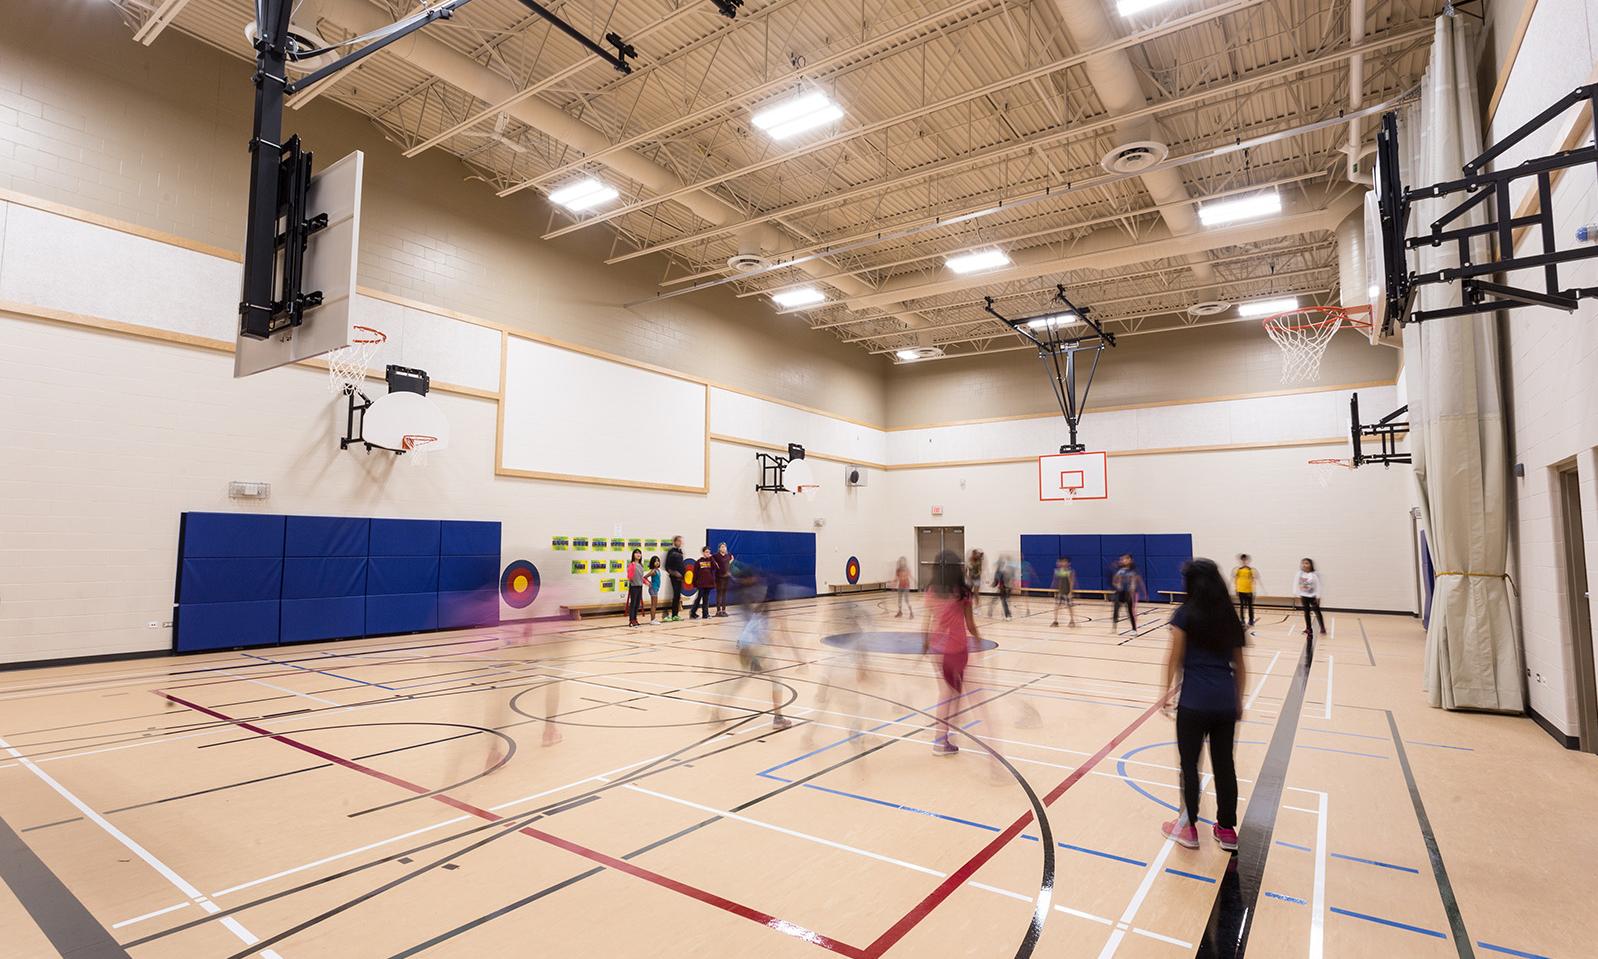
[1038,450,1108,501]
[234,150,364,378]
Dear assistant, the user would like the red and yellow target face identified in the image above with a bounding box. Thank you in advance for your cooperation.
[845,556,861,585]
[500,560,541,609]
[681,566,698,593]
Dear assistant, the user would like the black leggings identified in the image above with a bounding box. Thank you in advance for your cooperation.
[1237,592,1254,624]
[1176,708,1239,829]
[669,575,683,616]
[626,585,643,625]
[1112,590,1138,629]
[690,585,710,618]
[1300,596,1325,634]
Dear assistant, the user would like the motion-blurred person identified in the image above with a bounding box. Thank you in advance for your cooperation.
[1111,554,1145,631]
[806,600,872,746]
[712,542,734,617]
[719,565,793,730]
[988,555,1014,620]
[664,536,686,622]
[1160,558,1246,852]
[1231,554,1259,626]
[1051,556,1077,627]
[923,550,984,757]
[894,556,915,617]
[966,549,985,597]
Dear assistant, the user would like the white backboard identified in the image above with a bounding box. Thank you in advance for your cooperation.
[235,150,364,377]
[1038,450,1108,501]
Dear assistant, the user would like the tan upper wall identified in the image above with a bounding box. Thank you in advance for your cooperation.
[0,0,889,424]
[885,319,1400,428]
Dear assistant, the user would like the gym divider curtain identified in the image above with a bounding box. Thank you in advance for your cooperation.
[1407,14,1522,712]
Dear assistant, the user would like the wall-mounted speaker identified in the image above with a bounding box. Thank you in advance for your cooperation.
[845,465,868,487]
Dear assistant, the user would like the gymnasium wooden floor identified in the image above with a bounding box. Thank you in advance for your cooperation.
[0,595,1591,959]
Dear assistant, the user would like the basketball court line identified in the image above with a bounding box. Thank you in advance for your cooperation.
[0,805,131,959]
[0,731,285,959]
[1097,770,1213,958]
[1385,708,1474,958]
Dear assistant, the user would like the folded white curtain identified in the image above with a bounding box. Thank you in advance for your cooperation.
[1407,14,1522,712]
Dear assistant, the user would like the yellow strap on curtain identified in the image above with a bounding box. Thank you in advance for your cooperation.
[1434,571,1518,596]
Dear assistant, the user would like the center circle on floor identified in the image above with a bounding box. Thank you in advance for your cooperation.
[820,631,998,654]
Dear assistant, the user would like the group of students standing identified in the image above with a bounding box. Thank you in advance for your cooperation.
[1231,554,1327,637]
[623,536,737,627]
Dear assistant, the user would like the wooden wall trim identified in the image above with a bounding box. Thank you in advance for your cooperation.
[880,436,1350,471]
[1485,0,1540,123]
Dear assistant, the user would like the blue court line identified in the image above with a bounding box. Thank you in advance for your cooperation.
[1164,868,1215,883]
[1330,906,1446,938]
[241,652,399,691]
[1329,852,1420,874]
[1265,892,1307,905]
[1296,743,1389,760]
[1476,941,1551,959]
[1274,839,1313,852]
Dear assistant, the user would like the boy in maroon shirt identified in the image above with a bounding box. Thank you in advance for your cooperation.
[690,547,715,619]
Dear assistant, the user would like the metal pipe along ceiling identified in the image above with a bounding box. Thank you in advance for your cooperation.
[1047,0,1215,287]
[303,0,930,322]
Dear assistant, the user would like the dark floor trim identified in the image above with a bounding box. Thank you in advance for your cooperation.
[0,810,131,958]
[1201,633,1314,956]
[1527,707,1580,749]
[1385,710,1474,958]
[0,649,171,673]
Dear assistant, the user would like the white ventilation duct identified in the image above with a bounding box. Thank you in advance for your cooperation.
[1345,0,1373,184]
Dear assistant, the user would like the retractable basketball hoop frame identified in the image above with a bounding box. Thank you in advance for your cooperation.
[239,0,636,342]
[1374,82,1598,335]
[985,286,1116,453]
[755,443,813,494]
[1310,392,1411,471]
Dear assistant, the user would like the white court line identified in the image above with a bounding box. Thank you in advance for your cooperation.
[1311,790,1328,959]
[222,670,344,707]
[0,732,285,958]
[111,749,677,929]
[1323,655,1335,721]
[1245,650,1282,711]
[626,782,1191,950]
[1097,772,1212,958]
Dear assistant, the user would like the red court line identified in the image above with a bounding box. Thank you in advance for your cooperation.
[158,687,1168,958]
[861,694,1169,957]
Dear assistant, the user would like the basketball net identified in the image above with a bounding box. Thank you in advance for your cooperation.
[326,325,386,394]
[402,434,437,469]
[1262,307,1371,383]
[1308,457,1355,489]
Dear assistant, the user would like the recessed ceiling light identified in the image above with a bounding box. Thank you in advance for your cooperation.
[1117,0,1177,14]
[1198,190,1282,227]
[751,91,844,140]
[945,249,1011,274]
[549,177,619,211]
[894,346,944,362]
[772,287,826,308]
[1238,297,1301,317]
[1027,312,1081,330]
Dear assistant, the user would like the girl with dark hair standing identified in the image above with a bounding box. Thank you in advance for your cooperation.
[1295,557,1326,637]
[923,550,983,757]
[1161,558,1248,852]
[625,549,646,627]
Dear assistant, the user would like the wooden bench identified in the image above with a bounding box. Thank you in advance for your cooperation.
[1158,590,1187,604]
[829,581,887,594]
[1017,587,1114,601]
[559,602,629,620]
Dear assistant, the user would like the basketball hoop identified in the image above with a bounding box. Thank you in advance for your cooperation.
[1262,306,1371,383]
[793,483,820,500]
[1308,456,1355,489]
[325,325,386,394]
[402,433,437,468]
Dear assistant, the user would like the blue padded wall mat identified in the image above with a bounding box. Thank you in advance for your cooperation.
[706,528,817,599]
[174,512,286,652]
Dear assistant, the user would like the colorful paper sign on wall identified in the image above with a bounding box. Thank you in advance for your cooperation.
[609,537,625,550]
[600,579,616,592]
[591,536,609,551]
[551,536,569,551]
[608,559,623,572]
[644,538,659,550]
[501,560,541,609]
[593,563,607,574]
[845,555,861,585]
[570,560,588,574]
[572,537,589,551]
[627,539,642,550]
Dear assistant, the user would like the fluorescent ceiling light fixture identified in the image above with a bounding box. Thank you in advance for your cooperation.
[751,92,844,140]
[944,249,1011,274]
[1027,312,1081,330]
[771,287,826,308]
[1198,190,1282,227]
[1117,0,1178,15]
[548,177,619,211]
[1238,296,1300,317]
[895,349,922,361]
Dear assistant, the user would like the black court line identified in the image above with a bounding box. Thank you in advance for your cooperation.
[1358,617,1377,666]
[1385,710,1473,958]
[1202,633,1313,956]
[0,810,132,958]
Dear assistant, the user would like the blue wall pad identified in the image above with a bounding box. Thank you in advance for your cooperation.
[1019,532,1192,599]
[175,513,500,652]
[706,528,817,599]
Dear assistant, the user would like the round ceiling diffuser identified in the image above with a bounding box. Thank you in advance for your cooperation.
[1100,140,1170,175]
[1188,301,1232,317]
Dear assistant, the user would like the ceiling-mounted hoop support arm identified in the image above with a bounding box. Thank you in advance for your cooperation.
[986,286,1115,453]
[1375,82,1598,335]
[1349,392,1411,468]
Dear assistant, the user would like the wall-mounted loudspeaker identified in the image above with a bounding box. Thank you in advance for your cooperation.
[845,465,868,487]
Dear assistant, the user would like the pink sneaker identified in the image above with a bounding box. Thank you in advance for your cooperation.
[1213,826,1239,851]
[1161,820,1199,849]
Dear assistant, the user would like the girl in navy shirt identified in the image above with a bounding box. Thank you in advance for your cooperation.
[1160,558,1248,852]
